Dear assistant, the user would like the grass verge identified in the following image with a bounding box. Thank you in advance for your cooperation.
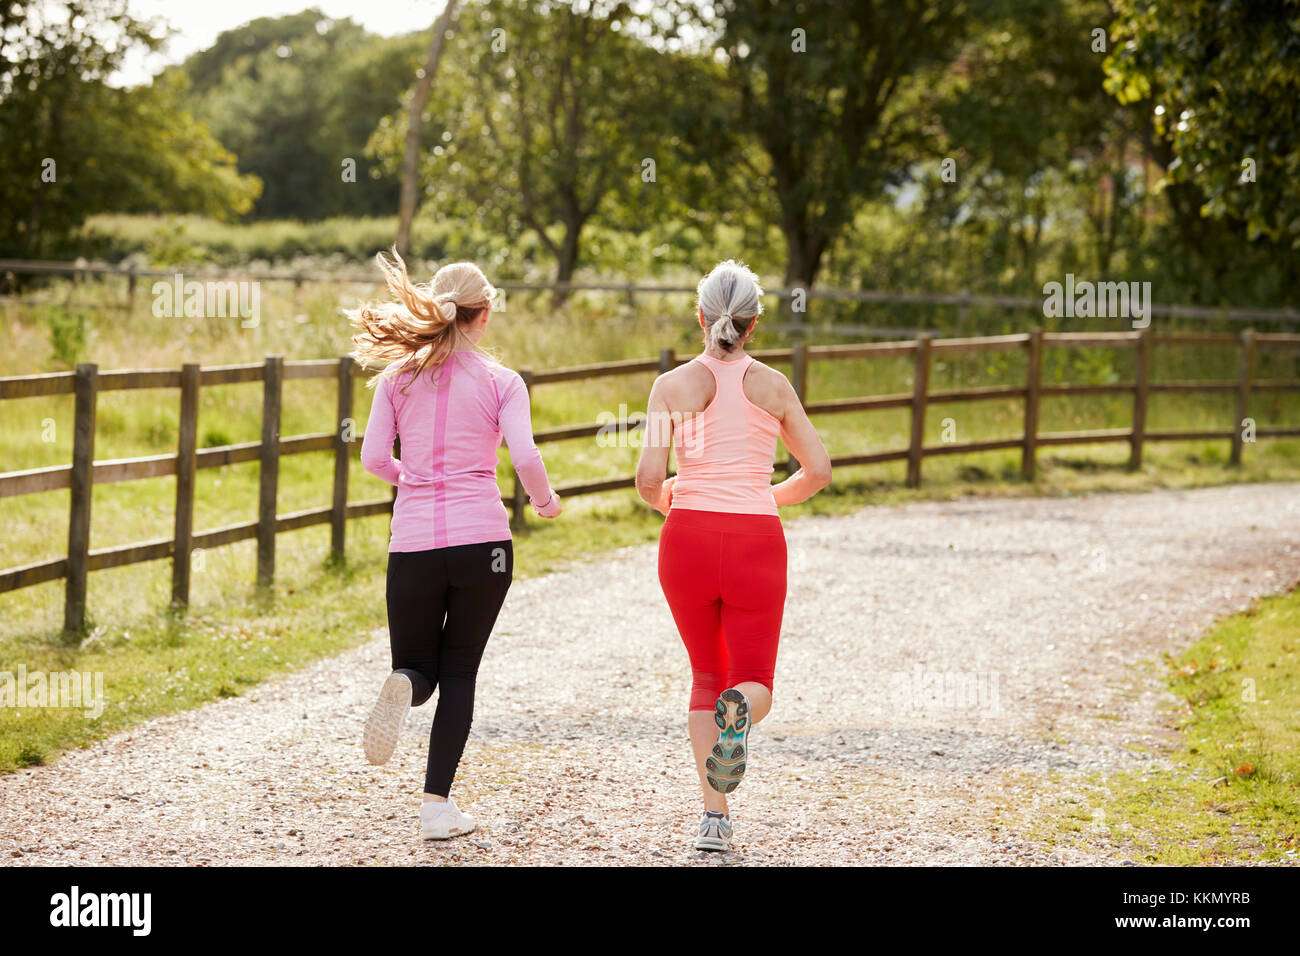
[1042,586,1300,864]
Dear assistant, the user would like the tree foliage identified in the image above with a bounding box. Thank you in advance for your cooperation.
[2,0,1294,309]
[177,9,422,220]
[0,0,259,257]
[368,0,707,290]
[1105,0,1300,248]
[700,0,981,292]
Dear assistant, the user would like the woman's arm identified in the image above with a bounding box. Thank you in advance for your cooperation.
[635,378,675,515]
[360,377,403,486]
[772,377,832,507]
[499,373,562,518]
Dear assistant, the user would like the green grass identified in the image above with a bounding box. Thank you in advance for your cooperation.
[1042,588,1300,864]
[72,212,764,287]
[3,274,1300,774]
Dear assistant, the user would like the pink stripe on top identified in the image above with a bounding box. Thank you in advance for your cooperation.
[671,354,781,516]
[360,350,558,552]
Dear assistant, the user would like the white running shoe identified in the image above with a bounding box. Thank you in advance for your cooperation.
[420,799,476,840]
[363,671,412,766]
[694,812,732,852]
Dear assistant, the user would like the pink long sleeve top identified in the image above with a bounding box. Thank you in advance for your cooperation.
[360,350,559,552]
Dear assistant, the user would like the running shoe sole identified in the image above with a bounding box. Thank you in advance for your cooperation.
[363,672,412,766]
[421,812,476,840]
[705,688,750,794]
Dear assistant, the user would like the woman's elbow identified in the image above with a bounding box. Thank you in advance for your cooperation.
[510,444,544,472]
[810,459,833,489]
[634,473,659,505]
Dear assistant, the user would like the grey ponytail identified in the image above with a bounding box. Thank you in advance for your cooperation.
[697,259,763,352]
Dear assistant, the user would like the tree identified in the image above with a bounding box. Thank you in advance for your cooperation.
[0,0,259,258]
[705,0,978,301]
[178,10,413,220]
[376,0,698,298]
[396,0,461,256]
[926,0,1138,284]
[1105,0,1300,249]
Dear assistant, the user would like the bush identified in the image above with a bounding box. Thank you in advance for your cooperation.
[44,306,89,369]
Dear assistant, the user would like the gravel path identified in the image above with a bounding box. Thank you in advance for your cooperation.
[3,483,1298,866]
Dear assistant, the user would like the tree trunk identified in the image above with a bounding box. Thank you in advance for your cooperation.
[395,0,460,257]
[551,220,582,308]
[781,226,829,325]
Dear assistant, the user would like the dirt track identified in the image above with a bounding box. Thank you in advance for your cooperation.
[3,483,1298,866]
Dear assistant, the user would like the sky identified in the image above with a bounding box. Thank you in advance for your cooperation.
[113,0,452,86]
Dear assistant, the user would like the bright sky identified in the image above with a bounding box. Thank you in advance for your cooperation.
[113,0,451,86]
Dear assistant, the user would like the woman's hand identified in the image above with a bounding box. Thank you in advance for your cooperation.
[533,490,563,519]
[654,476,676,516]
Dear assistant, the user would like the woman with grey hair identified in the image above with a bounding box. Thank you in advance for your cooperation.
[636,259,832,852]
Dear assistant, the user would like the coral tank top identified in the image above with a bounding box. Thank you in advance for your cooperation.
[671,353,781,516]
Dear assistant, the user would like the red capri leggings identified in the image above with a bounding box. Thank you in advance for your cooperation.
[657,508,788,711]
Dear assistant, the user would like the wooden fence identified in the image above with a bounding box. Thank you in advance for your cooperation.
[3,257,1299,328]
[2,329,1299,631]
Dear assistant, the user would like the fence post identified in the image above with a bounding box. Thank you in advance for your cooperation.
[1129,329,1150,471]
[658,348,675,376]
[1022,330,1043,480]
[332,356,354,559]
[511,370,533,529]
[906,335,932,488]
[63,363,98,632]
[257,356,283,588]
[171,363,200,606]
[788,341,809,474]
[126,265,137,311]
[1230,330,1256,466]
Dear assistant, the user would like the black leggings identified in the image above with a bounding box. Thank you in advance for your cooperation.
[385,540,513,796]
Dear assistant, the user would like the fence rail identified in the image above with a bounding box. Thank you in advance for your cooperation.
[3,257,1298,327]
[2,330,1299,630]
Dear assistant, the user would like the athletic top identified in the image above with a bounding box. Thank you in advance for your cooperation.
[670,353,781,516]
[361,350,559,552]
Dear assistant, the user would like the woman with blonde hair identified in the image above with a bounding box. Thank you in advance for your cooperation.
[636,259,832,852]
[351,249,562,841]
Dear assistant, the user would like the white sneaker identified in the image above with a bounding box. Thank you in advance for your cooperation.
[420,798,476,840]
[363,672,412,766]
[694,812,732,852]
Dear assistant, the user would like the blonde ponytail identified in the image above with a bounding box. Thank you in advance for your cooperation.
[348,248,496,390]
